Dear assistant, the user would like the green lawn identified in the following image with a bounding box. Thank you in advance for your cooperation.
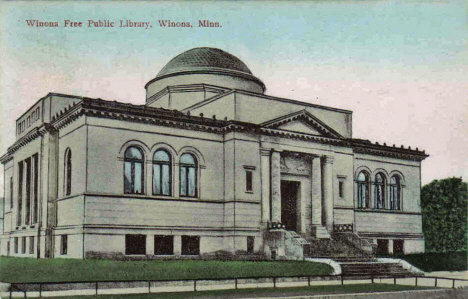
[399,251,467,272]
[49,284,437,299]
[0,257,332,283]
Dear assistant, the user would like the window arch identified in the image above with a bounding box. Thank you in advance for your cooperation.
[64,148,72,196]
[374,173,386,209]
[357,171,370,208]
[180,153,197,197]
[390,175,401,210]
[124,147,144,194]
[153,149,172,196]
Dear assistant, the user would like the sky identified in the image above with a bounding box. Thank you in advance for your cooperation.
[0,0,467,194]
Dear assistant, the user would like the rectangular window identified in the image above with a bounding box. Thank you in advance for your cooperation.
[22,237,26,254]
[154,235,174,255]
[247,236,255,254]
[125,234,146,255]
[14,237,18,253]
[17,161,23,226]
[61,235,68,255]
[32,154,39,224]
[25,158,31,225]
[29,236,34,254]
[246,171,253,192]
[339,181,344,198]
[182,236,200,255]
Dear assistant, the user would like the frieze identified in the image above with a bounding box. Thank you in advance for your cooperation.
[280,152,311,175]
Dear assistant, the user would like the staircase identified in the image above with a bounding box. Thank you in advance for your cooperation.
[339,260,420,278]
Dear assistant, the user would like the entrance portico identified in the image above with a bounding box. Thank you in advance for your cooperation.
[261,148,334,238]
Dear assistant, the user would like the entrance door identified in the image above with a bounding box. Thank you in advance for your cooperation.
[281,181,300,232]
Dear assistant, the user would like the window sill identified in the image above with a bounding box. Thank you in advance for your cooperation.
[245,191,254,194]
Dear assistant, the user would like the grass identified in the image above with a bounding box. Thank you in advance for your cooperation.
[47,284,438,299]
[391,251,467,272]
[0,257,332,283]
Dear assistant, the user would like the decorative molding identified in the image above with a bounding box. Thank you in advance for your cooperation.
[334,224,353,232]
[260,148,271,156]
[323,156,334,164]
[260,109,343,139]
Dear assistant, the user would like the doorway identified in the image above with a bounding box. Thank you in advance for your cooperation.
[281,180,300,232]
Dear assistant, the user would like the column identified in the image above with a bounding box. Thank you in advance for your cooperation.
[146,234,154,255]
[388,239,394,255]
[311,156,322,226]
[322,156,334,232]
[270,150,281,223]
[174,235,182,256]
[260,149,271,223]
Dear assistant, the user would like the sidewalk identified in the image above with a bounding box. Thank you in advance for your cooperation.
[425,271,468,280]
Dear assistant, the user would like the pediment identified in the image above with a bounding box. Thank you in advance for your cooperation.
[276,121,323,135]
[261,109,343,138]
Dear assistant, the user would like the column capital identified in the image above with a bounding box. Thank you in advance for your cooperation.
[260,148,271,156]
[323,156,334,164]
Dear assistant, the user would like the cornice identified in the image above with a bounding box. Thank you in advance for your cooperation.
[2,96,429,164]
[144,68,266,92]
[351,139,428,162]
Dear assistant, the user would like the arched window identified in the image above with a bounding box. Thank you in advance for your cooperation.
[390,175,401,210]
[357,171,370,208]
[65,149,72,196]
[374,173,386,209]
[153,150,171,196]
[124,147,144,194]
[180,153,197,197]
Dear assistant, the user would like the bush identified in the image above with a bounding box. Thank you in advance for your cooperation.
[398,251,467,272]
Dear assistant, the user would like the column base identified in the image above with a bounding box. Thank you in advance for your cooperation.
[311,225,331,239]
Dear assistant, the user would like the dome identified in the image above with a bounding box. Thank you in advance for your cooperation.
[145,47,266,108]
[157,47,253,77]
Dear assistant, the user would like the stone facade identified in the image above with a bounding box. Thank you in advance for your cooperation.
[0,47,428,259]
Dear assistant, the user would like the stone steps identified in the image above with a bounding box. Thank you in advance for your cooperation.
[340,262,418,277]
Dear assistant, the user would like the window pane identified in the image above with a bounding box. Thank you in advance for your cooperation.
[162,164,170,195]
[125,147,142,160]
[188,167,196,197]
[124,162,132,193]
[153,164,161,194]
[180,167,187,196]
[154,150,170,162]
[358,172,366,181]
[246,171,253,192]
[180,154,195,165]
[134,162,142,193]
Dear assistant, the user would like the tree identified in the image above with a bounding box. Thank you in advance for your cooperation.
[421,177,468,252]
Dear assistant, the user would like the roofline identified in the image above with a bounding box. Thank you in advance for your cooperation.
[234,89,353,114]
[16,92,87,121]
[144,68,266,93]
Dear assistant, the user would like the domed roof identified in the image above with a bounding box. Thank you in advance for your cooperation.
[157,47,253,77]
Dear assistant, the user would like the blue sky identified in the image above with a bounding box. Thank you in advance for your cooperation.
[1,0,467,189]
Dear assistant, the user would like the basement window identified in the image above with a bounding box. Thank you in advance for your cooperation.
[154,235,174,255]
[125,234,146,255]
[61,235,68,255]
[181,236,200,255]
